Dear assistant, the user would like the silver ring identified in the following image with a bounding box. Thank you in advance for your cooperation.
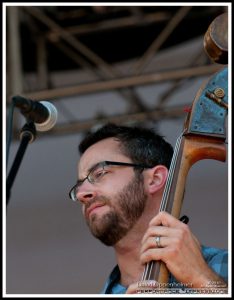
[155,236,161,248]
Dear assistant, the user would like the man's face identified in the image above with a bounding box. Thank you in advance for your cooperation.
[77,138,148,246]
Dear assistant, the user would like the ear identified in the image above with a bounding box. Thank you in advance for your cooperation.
[146,165,168,195]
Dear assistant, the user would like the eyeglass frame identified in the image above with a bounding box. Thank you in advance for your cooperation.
[69,160,153,202]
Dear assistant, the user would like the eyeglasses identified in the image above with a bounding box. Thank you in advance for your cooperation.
[69,160,153,202]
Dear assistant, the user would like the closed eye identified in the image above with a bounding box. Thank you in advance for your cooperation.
[94,169,109,179]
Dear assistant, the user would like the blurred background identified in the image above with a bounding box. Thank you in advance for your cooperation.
[4,4,230,295]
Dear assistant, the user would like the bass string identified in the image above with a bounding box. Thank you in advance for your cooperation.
[141,132,184,281]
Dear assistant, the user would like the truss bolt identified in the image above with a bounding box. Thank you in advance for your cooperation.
[214,88,225,98]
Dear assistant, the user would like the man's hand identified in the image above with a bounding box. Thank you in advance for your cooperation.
[139,211,225,288]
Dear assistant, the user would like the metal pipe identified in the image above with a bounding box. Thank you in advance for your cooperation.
[22,64,220,101]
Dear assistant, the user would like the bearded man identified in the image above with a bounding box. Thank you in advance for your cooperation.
[69,123,228,294]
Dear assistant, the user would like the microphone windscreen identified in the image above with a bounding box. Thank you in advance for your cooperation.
[35,101,58,132]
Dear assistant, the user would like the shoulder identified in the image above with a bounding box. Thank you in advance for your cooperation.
[201,245,228,282]
[201,245,228,261]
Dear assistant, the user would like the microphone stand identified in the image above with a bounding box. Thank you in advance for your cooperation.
[6,121,36,208]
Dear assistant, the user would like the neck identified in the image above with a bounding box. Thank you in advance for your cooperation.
[113,197,160,287]
[113,222,145,287]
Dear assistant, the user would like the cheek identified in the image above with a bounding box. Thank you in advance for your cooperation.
[104,174,131,193]
[109,175,138,199]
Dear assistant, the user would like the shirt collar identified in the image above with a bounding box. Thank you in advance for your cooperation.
[101,265,126,294]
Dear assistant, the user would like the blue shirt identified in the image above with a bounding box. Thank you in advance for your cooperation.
[101,245,228,294]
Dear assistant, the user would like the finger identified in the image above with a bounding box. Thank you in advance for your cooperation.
[140,248,164,265]
[149,211,186,228]
[141,236,171,253]
[141,232,194,265]
[142,225,180,245]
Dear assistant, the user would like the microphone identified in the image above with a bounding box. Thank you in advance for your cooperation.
[12,95,58,132]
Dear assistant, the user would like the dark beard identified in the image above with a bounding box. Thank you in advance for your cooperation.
[86,173,147,246]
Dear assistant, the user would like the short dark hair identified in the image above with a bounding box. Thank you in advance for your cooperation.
[79,123,173,169]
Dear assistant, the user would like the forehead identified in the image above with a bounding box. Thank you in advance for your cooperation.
[78,138,128,174]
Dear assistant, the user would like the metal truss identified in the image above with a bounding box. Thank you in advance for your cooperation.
[5,5,226,138]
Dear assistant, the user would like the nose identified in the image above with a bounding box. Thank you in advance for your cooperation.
[76,183,97,204]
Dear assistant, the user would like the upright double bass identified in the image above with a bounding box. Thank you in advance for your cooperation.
[141,12,228,288]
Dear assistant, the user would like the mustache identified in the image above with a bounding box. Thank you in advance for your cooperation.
[84,196,109,214]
